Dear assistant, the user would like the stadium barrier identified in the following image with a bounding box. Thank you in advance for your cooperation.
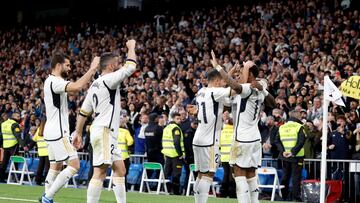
[18,151,360,201]
[262,157,360,202]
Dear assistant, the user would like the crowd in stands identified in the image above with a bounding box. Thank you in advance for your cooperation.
[0,0,360,165]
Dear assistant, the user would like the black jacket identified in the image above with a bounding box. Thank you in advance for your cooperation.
[275,117,306,162]
[184,127,196,164]
[144,121,163,156]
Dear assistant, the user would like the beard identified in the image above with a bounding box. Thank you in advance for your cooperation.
[61,69,69,78]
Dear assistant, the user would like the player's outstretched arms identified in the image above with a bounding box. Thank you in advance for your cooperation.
[210,50,243,94]
[264,94,276,108]
[66,56,100,93]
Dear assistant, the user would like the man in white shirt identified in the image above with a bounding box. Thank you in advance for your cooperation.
[212,51,275,203]
[192,68,231,203]
[41,52,99,203]
[73,39,137,203]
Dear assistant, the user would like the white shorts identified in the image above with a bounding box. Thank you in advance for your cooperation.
[193,145,220,173]
[229,141,262,169]
[47,137,78,163]
[90,126,122,167]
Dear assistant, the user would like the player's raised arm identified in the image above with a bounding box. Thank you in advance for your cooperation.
[211,50,243,94]
[66,56,100,93]
[105,39,137,89]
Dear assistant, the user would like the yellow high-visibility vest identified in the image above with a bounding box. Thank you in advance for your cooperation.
[118,128,134,160]
[220,124,233,162]
[161,123,184,158]
[279,121,304,157]
[32,128,48,157]
[1,119,18,148]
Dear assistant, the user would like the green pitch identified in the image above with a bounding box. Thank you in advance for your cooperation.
[0,184,285,203]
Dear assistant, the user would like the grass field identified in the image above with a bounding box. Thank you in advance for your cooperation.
[0,184,289,203]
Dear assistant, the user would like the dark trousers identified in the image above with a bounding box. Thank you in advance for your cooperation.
[281,161,302,201]
[124,158,130,190]
[164,156,183,195]
[0,144,19,182]
[35,156,50,185]
[220,162,236,198]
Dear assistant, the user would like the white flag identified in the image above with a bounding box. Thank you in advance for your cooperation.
[324,76,345,107]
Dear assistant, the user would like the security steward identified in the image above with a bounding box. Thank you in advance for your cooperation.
[220,119,236,198]
[29,125,49,185]
[144,113,164,165]
[275,110,305,201]
[161,112,184,195]
[0,112,27,182]
[118,115,134,185]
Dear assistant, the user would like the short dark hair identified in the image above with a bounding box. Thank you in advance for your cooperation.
[207,69,222,82]
[51,52,69,69]
[249,65,259,78]
[171,112,181,119]
[99,52,118,71]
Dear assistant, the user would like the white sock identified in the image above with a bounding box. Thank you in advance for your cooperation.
[235,176,250,203]
[113,177,126,203]
[45,169,60,194]
[87,179,103,203]
[247,176,259,203]
[197,176,212,203]
[45,166,77,199]
[194,177,201,203]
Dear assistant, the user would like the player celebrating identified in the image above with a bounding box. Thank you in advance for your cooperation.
[72,39,137,203]
[211,51,275,203]
[41,52,100,203]
[192,67,231,203]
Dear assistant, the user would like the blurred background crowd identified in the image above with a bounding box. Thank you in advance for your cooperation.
[0,0,359,173]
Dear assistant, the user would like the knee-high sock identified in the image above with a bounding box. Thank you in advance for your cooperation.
[197,176,212,203]
[45,166,77,199]
[235,176,250,203]
[194,177,201,203]
[247,176,259,203]
[87,179,103,203]
[113,177,126,203]
[45,169,60,194]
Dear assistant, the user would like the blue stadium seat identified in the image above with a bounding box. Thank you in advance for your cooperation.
[180,165,187,188]
[29,158,39,173]
[127,163,143,185]
[213,167,224,183]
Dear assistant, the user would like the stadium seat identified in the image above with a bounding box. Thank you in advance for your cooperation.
[7,156,33,185]
[257,167,284,202]
[185,164,217,197]
[139,162,169,195]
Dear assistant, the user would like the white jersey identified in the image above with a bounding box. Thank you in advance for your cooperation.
[233,84,265,142]
[43,75,70,141]
[80,62,136,133]
[193,87,231,147]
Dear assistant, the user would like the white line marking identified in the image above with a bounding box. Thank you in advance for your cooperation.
[0,196,38,202]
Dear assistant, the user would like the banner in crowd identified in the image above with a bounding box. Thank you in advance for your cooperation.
[340,76,360,99]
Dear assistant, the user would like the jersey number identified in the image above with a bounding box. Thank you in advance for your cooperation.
[199,102,208,124]
[215,153,220,164]
[110,144,115,155]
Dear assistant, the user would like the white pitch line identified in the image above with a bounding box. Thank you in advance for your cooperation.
[0,196,38,202]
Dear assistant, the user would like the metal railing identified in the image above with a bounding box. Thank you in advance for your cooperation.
[18,151,360,201]
[261,157,360,202]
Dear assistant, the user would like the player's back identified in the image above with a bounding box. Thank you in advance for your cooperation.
[233,84,265,142]
[85,73,121,132]
[193,87,230,147]
[43,75,70,141]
